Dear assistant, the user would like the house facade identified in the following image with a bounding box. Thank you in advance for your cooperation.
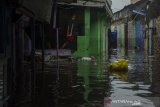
[0,0,113,106]
[57,0,113,60]
[112,0,150,51]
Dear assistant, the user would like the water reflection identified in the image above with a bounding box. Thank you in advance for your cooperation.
[108,48,160,107]
[35,60,111,107]
[35,48,160,107]
[77,62,111,106]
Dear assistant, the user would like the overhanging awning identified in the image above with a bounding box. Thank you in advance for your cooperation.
[57,0,113,17]
[57,1,104,8]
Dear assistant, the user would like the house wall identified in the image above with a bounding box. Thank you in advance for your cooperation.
[149,19,155,55]
[112,0,152,52]
[73,7,111,60]
[112,16,160,57]
[154,17,160,59]
[73,7,90,57]
[91,11,109,60]
[90,9,99,57]
[135,21,145,50]
[116,24,124,49]
[102,17,110,60]
[128,21,133,50]
[112,20,145,51]
[0,2,40,106]
[151,16,160,96]
[0,4,12,106]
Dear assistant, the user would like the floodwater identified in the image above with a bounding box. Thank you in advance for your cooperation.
[35,49,160,107]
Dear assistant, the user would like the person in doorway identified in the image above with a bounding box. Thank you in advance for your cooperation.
[61,15,78,52]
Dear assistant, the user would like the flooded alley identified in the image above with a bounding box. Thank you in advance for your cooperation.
[1,0,160,107]
[33,49,160,107]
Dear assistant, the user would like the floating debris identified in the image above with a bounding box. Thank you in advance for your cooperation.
[109,59,128,71]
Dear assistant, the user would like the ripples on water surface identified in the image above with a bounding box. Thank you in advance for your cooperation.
[35,49,160,107]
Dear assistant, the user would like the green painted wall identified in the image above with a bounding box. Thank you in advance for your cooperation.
[73,7,90,57]
[90,10,109,60]
[73,7,110,60]
[90,11,99,57]
[100,17,106,60]
[100,16,110,60]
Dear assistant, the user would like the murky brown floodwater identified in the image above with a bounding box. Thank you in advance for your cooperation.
[35,48,160,107]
